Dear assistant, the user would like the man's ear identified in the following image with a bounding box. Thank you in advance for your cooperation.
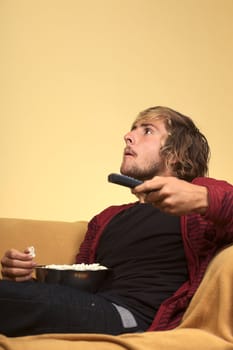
[165,153,178,174]
[166,152,177,165]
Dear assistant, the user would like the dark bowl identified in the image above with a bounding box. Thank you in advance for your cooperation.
[35,266,110,293]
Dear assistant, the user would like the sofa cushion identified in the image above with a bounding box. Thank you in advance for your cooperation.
[0,218,88,277]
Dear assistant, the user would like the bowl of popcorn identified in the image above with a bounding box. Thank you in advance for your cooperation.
[35,263,110,292]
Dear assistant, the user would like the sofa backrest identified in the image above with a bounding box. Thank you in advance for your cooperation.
[0,218,88,277]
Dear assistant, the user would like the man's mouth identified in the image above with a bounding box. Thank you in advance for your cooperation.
[124,148,136,157]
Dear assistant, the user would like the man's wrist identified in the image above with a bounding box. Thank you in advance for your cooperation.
[194,186,208,215]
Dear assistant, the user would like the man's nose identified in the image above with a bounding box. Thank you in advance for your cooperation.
[124,131,134,144]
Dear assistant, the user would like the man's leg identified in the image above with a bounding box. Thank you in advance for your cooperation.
[0,280,139,337]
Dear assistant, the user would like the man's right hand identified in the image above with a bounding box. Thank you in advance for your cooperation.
[1,248,37,282]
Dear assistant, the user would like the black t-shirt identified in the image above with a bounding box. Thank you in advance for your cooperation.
[96,203,188,328]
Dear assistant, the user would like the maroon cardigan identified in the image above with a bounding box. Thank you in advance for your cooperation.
[76,177,233,331]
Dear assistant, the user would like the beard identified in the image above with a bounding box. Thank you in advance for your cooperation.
[120,160,166,181]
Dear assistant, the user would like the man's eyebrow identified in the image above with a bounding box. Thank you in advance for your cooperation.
[131,122,157,130]
[140,123,157,128]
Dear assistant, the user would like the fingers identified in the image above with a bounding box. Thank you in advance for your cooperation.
[133,192,147,203]
[133,177,163,194]
[1,248,36,281]
[132,176,209,215]
[3,248,36,265]
[2,270,34,282]
[132,177,164,204]
[132,176,184,214]
[134,191,168,214]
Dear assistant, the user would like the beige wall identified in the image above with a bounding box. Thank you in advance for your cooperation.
[1,0,233,221]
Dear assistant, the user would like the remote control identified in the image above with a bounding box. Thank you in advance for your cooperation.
[108,173,143,188]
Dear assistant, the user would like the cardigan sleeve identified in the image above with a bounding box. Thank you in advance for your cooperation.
[192,177,233,241]
[75,215,99,264]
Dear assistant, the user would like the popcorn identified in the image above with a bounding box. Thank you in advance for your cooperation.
[43,263,108,271]
[28,246,36,258]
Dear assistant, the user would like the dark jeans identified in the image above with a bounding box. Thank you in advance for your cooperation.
[0,280,141,337]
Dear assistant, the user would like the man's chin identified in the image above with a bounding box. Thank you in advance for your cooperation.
[120,169,132,177]
[120,166,160,181]
[120,168,141,180]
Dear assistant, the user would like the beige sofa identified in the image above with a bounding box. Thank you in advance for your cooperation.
[0,218,88,270]
[1,217,233,350]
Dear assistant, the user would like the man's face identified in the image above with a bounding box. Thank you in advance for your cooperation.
[120,118,171,180]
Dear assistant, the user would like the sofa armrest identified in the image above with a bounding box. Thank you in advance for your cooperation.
[0,218,88,276]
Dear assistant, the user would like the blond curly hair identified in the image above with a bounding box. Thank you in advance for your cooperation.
[135,106,210,181]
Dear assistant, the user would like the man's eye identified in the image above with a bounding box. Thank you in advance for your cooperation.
[144,127,153,135]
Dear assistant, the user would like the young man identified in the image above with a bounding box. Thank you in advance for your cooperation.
[1,106,232,337]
